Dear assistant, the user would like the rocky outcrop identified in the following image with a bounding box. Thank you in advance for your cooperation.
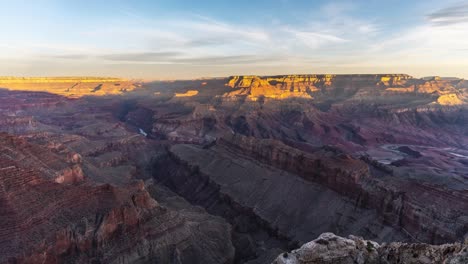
[55,164,86,184]
[437,93,464,105]
[273,233,468,264]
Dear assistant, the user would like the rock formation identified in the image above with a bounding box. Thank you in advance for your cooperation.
[437,93,464,105]
[273,233,468,264]
[175,90,199,97]
[223,74,467,106]
[153,134,467,247]
[0,132,235,263]
[0,77,137,97]
[0,77,126,83]
[226,75,317,100]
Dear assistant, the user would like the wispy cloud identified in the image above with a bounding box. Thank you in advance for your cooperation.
[99,52,183,62]
[46,54,90,60]
[172,55,285,66]
[182,15,270,43]
[2,0,383,68]
[284,28,348,49]
[43,51,289,66]
[6,1,467,78]
[427,2,468,26]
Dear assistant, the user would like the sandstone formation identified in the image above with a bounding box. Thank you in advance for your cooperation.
[226,75,318,100]
[0,77,123,83]
[0,77,137,97]
[273,233,468,264]
[175,90,199,97]
[223,75,468,106]
[225,74,413,101]
[437,93,464,105]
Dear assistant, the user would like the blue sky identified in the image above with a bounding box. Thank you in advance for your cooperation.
[0,0,467,79]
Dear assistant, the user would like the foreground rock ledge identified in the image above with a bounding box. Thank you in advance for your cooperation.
[273,233,468,264]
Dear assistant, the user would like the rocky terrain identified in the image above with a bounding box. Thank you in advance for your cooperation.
[0,77,137,97]
[0,134,234,263]
[0,93,234,263]
[0,74,467,263]
[273,233,468,264]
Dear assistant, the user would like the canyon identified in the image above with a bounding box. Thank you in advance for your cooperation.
[0,74,467,263]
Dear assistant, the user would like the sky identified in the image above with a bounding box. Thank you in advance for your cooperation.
[0,0,467,79]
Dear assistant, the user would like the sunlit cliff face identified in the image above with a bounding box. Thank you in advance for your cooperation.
[0,77,136,98]
[175,90,199,97]
[223,74,467,106]
[437,93,464,106]
[1,75,467,106]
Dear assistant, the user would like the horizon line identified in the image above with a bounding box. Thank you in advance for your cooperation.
[0,73,466,82]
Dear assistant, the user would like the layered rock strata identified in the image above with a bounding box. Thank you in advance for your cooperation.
[0,77,137,97]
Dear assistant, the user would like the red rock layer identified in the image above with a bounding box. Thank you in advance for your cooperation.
[0,133,234,263]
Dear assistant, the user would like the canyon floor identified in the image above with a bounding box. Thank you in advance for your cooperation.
[0,75,467,263]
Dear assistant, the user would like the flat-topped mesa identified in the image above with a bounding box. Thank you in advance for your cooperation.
[227,74,413,87]
[0,77,137,97]
[227,75,335,88]
[225,74,413,101]
[384,76,468,105]
[0,77,126,83]
[226,75,317,100]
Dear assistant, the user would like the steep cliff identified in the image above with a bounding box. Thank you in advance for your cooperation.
[0,77,124,83]
[225,75,318,100]
[0,77,137,97]
[155,142,410,244]
[248,134,466,244]
[223,74,468,107]
[224,74,413,101]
